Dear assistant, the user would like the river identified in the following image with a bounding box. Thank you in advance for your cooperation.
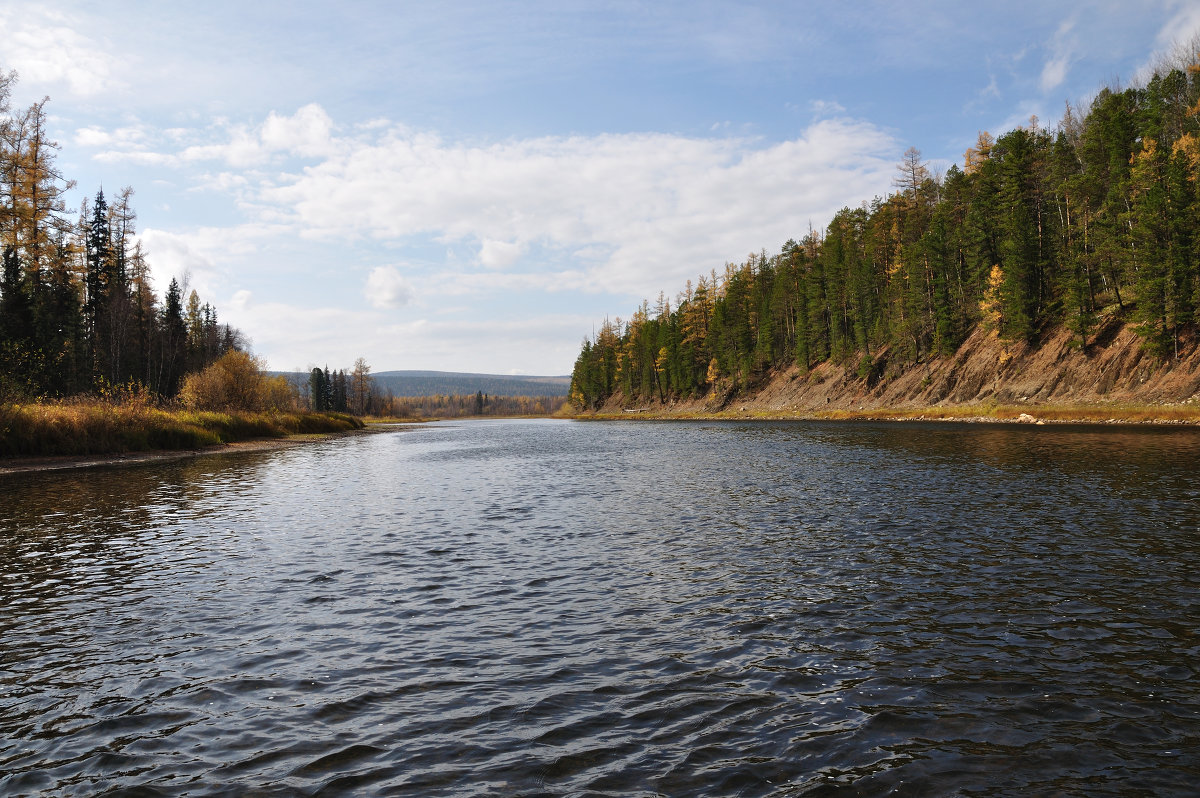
[2,419,1199,796]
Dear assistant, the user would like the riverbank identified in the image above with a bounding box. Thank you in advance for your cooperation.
[576,319,1200,426]
[0,422,437,476]
[0,402,379,474]
[0,436,308,475]
[577,401,1200,425]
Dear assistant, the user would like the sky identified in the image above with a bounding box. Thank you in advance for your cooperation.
[2,1,1200,375]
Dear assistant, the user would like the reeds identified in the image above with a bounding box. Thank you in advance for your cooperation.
[0,400,364,458]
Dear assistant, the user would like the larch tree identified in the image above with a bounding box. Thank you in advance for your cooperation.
[350,357,372,415]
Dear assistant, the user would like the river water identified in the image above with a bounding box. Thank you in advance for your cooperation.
[2,419,1199,796]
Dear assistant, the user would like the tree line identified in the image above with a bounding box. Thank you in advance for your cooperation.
[571,56,1200,409]
[0,70,242,401]
[385,392,558,419]
[308,357,377,415]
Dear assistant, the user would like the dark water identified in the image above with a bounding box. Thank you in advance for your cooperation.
[2,419,1199,796]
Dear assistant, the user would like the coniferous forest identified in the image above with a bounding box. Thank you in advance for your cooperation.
[0,71,242,402]
[570,57,1200,410]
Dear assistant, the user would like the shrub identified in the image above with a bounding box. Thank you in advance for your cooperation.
[179,351,298,412]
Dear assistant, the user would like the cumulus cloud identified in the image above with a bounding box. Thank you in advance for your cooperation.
[478,238,525,270]
[260,104,336,158]
[79,101,900,300]
[138,228,219,297]
[75,125,148,149]
[365,266,415,309]
[103,105,901,370]
[91,105,339,170]
[0,7,119,97]
[180,104,336,167]
[137,225,279,302]
[242,111,897,298]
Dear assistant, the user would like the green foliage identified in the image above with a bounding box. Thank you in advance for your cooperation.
[572,63,1200,409]
[0,77,246,402]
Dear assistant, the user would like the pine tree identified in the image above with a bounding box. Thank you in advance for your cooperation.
[309,367,327,411]
[158,278,187,395]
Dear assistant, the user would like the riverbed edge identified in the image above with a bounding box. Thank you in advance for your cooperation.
[0,424,420,476]
[571,402,1200,426]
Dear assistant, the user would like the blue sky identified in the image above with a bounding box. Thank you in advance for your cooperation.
[3,1,1199,374]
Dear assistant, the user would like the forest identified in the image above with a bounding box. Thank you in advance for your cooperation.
[304,362,559,418]
[0,70,242,403]
[570,57,1200,410]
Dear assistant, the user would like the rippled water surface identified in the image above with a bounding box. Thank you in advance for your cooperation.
[3,419,1200,796]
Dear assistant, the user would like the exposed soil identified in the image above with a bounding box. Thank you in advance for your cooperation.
[594,318,1200,421]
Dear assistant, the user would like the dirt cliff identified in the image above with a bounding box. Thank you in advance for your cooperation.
[601,315,1200,417]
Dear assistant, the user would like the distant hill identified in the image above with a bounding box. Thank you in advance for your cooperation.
[374,371,570,398]
[279,370,570,398]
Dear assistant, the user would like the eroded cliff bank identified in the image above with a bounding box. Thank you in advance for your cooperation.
[592,317,1200,421]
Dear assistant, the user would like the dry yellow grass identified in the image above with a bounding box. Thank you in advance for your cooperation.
[0,400,363,458]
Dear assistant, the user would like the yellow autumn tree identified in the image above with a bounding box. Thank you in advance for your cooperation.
[964,131,995,175]
[979,264,1005,330]
[179,350,296,411]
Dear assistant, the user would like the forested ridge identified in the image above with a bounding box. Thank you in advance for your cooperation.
[367,371,569,399]
[571,55,1200,411]
[0,70,242,402]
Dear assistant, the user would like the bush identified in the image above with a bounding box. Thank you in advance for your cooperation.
[179,351,298,412]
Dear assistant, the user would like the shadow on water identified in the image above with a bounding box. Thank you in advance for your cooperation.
[2,419,1199,796]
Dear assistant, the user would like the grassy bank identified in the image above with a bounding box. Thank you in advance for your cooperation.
[0,401,364,458]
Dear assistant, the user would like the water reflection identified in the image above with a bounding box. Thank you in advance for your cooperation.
[2,420,1199,795]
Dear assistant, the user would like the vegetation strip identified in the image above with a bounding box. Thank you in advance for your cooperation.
[0,402,363,460]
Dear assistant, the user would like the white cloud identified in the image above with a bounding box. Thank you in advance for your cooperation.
[75,125,147,149]
[418,269,589,297]
[260,103,336,158]
[810,99,846,116]
[241,111,897,299]
[478,238,524,270]
[92,106,340,170]
[94,149,177,167]
[1133,2,1200,83]
[365,266,415,309]
[1040,17,1076,93]
[138,228,220,298]
[0,7,119,97]
[138,224,280,302]
[1040,54,1070,93]
[181,105,336,167]
[78,102,896,371]
[1156,2,1200,51]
